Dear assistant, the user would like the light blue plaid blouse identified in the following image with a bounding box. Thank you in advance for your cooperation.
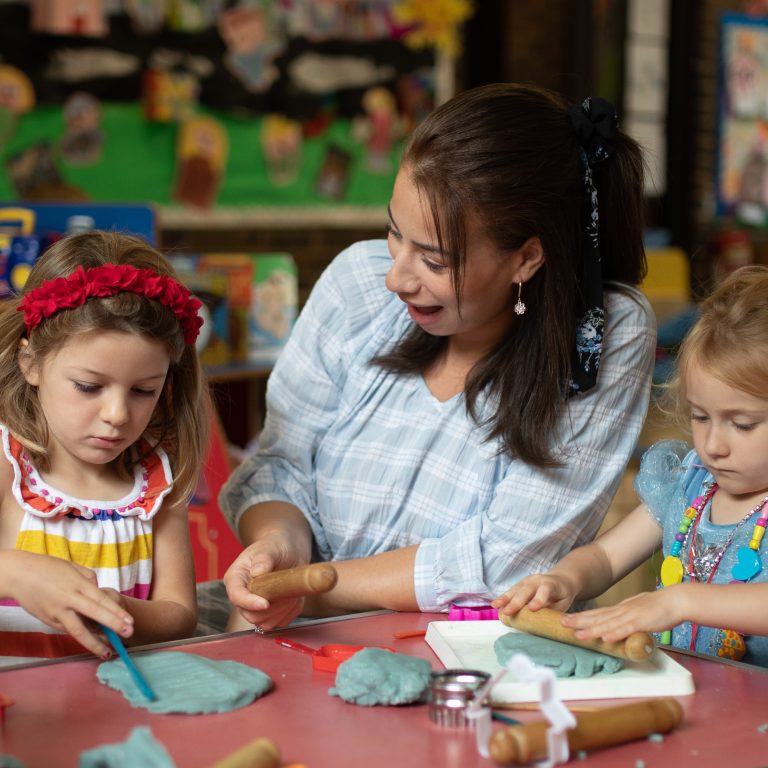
[220,240,656,611]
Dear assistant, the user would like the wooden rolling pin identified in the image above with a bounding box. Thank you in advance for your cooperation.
[209,737,280,768]
[498,607,655,662]
[488,698,683,765]
[247,563,338,602]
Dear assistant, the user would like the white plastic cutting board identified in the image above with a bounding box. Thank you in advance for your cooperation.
[425,620,695,702]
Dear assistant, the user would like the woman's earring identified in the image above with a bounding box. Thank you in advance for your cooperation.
[514,282,526,316]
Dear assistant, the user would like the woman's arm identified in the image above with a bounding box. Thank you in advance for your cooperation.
[121,501,197,645]
[305,546,419,616]
[223,501,313,629]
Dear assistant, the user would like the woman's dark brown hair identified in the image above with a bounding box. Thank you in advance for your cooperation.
[375,83,646,465]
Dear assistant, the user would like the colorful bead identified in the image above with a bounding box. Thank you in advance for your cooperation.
[660,555,684,586]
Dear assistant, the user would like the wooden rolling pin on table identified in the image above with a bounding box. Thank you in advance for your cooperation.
[489,698,683,765]
[247,563,338,602]
[499,607,655,662]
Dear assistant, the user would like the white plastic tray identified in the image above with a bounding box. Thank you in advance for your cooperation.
[425,620,695,702]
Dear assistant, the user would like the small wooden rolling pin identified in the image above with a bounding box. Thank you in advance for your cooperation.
[499,607,655,662]
[488,698,683,765]
[247,563,338,602]
[209,737,280,768]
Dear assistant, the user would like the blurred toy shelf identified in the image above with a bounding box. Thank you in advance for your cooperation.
[203,359,273,384]
[158,205,387,231]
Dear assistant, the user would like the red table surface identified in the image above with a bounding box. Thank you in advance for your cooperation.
[0,611,767,768]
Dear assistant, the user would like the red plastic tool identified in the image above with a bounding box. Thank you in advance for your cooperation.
[274,636,395,672]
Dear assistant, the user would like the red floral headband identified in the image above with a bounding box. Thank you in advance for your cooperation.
[18,264,203,345]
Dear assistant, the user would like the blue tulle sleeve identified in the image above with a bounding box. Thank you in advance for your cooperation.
[633,439,693,526]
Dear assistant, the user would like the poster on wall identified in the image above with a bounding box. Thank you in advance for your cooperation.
[716,12,768,226]
[0,0,473,217]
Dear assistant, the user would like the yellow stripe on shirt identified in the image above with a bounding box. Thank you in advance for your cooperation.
[15,529,153,568]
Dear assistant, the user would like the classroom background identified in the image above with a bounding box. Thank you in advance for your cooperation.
[0,0,762,592]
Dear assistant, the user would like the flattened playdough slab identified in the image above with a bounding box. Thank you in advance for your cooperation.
[329,647,432,706]
[494,633,623,678]
[80,726,174,768]
[97,651,272,714]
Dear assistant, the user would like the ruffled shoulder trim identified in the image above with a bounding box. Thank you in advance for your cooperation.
[634,439,693,525]
[1,424,173,521]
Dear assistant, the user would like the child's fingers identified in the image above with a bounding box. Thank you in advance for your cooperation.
[58,611,112,658]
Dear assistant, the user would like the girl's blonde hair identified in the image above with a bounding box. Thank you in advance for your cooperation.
[670,265,768,425]
[0,231,209,510]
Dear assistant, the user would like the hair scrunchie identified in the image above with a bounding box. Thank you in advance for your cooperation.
[568,96,618,166]
[563,96,619,398]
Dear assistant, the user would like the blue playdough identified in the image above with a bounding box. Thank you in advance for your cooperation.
[329,647,432,706]
[494,633,624,678]
[80,726,175,768]
[97,651,272,714]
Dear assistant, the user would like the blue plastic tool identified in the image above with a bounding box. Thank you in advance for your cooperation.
[100,625,158,701]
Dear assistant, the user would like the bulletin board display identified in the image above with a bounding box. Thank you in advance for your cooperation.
[715,13,768,225]
[0,1,469,216]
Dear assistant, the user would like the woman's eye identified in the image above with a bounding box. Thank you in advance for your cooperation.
[133,388,156,397]
[73,381,98,394]
[734,422,757,431]
[423,257,448,273]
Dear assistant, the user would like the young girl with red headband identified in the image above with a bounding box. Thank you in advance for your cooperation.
[495,266,768,666]
[0,231,207,664]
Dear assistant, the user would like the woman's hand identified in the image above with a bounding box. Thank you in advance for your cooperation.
[560,589,681,643]
[222,533,308,630]
[2,551,134,658]
[492,573,578,616]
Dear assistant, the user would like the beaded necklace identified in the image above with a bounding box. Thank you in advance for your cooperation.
[659,483,768,648]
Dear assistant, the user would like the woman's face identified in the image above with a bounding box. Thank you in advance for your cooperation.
[385,169,527,354]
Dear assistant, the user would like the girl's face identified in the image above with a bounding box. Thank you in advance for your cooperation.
[686,363,768,501]
[21,329,170,477]
[385,170,540,356]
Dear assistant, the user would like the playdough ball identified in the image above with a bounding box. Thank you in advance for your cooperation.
[97,651,272,714]
[494,633,624,678]
[329,647,432,706]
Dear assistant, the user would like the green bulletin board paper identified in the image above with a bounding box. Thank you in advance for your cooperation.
[1,103,403,209]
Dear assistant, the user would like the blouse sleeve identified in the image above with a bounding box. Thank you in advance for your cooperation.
[413,287,658,610]
[218,241,389,549]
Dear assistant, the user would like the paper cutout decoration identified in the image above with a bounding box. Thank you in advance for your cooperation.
[315,145,351,200]
[59,92,104,165]
[0,65,35,149]
[172,116,228,209]
[143,69,199,123]
[261,115,302,185]
[30,0,108,36]
[218,6,284,93]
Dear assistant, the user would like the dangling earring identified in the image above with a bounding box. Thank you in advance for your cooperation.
[514,282,526,316]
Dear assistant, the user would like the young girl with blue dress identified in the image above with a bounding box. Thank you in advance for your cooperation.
[495,266,768,665]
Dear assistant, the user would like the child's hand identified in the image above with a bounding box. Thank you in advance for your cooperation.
[560,589,679,643]
[492,573,577,616]
[223,535,306,630]
[3,551,134,658]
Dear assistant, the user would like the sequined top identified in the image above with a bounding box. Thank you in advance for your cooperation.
[635,439,768,666]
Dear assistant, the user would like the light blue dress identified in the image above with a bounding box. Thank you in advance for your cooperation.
[221,240,656,611]
[635,440,768,666]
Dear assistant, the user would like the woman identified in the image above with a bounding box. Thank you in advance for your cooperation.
[219,83,656,630]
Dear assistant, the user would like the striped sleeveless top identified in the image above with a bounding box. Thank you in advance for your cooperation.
[0,424,173,665]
